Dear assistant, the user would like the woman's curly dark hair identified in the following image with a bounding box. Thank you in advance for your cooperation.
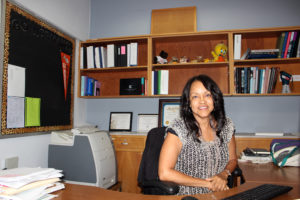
[180,74,226,142]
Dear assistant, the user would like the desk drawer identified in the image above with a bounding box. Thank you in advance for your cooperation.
[111,135,146,151]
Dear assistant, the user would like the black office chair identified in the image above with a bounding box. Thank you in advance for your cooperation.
[137,127,245,195]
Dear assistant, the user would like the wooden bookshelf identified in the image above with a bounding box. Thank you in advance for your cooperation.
[78,26,300,98]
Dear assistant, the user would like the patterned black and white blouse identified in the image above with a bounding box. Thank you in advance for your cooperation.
[165,117,235,195]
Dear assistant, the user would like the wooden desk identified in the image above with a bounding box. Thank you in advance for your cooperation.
[54,162,300,200]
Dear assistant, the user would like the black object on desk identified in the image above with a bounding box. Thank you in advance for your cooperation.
[181,196,198,200]
[222,184,293,200]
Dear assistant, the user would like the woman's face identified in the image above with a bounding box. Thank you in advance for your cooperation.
[189,80,214,120]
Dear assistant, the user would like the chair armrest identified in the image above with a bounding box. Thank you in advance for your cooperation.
[227,166,245,188]
[140,180,179,195]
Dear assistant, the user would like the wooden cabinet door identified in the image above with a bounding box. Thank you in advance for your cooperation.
[115,151,143,193]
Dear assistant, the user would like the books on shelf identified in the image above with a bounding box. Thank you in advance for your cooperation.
[277,31,300,58]
[152,70,169,95]
[241,48,279,59]
[234,66,279,94]
[238,30,300,60]
[80,76,101,96]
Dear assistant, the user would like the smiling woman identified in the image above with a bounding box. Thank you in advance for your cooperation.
[158,74,237,195]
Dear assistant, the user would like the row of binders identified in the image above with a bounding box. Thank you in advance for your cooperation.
[234,31,300,60]
[80,42,138,69]
[81,76,101,96]
[152,70,169,95]
[234,67,279,94]
[0,167,64,200]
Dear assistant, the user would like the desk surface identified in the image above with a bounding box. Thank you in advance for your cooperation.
[54,163,300,200]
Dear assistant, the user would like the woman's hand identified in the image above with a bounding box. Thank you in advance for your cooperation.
[205,172,229,192]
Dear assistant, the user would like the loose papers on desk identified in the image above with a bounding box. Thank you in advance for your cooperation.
[0,168,64,200]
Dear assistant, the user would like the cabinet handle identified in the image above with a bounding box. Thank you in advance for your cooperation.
[121,142,128,145]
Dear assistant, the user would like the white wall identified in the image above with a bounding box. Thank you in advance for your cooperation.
[0,0,91,168]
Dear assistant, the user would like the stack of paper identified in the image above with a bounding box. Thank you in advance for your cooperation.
[0,168,64,200]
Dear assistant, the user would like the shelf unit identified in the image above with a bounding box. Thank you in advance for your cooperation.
[232,26,300,96]
[78,35,150,98]
[78,26,300,98]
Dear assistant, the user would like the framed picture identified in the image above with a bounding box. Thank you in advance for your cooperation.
[109,112,132,131]
[137,114,158,132]
[158,99,180,127]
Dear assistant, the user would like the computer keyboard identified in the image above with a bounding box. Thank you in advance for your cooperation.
[222,184,293,200]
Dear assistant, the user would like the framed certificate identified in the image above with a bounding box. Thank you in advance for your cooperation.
[158,99,180,127]
[109,112,132,131]
[137,114,158,132]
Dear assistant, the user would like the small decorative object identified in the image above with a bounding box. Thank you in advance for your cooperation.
[169,56,179,64]
[196,56,203,62]
[204,58,211,62]
[154,50,168,64]
[211,43,228,62]
[191,56,203,63]
[280,71,292,93]
[179,56,189,63]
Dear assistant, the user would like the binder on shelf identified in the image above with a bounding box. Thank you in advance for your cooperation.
[160,70,169,95]
[94,47,101,68]
[86,46,95,69]
[234,34,242,59]
[120,44,128,67]
[130,42,138,66]
[101,46,107,68]
[107,44,115,67]
[127,43,131,66]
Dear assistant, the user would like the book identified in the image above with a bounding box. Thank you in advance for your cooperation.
[283,31,292,58]
[234,34,241,59]
[120,44,127,67]
[281,31,289,58]
[160,70,169,95]
[240,48,250,60]
[100,46,107,68]
[127,43,131,66]
[86,46,95,69]
[290,31,299,57]
[286,31,295,58]
[277,32,286,58]
[94,47,101,68]
[107,44,115,67]
[80,76,88,96]
[130,42,138,66]
[86,77,95,96]
[152,71,158,95]
[80,47,84,69]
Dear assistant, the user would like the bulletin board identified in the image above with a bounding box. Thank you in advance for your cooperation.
[1,1,75,135]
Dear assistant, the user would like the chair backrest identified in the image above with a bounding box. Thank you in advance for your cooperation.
[138,127,166,184]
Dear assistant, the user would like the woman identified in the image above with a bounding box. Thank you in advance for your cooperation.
[158,74,237,195]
